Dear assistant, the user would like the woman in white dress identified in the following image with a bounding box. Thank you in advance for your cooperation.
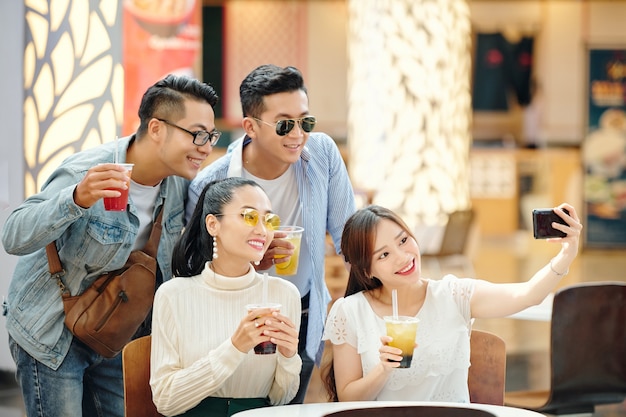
[321,204,581,403]
[150,177,302,417]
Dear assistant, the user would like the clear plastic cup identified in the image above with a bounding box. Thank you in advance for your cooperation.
[383,316,419,368]
[101,163,134,211]
[246,303,281,354]
[274,226,304,276]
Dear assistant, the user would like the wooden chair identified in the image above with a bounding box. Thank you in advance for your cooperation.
[469,329,507,405]
[421,209,476,277]
[122,335,163,417]
[505,282,626,415]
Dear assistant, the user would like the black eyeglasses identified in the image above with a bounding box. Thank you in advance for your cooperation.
[157,118,221,147]
[251,116,316,136]
[215,209,281,230]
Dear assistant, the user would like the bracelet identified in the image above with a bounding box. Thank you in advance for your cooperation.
[549,259,569,276]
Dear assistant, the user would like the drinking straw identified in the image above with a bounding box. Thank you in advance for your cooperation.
[392,289,398,319]
[262,272,269,304]
[114,135,119,164]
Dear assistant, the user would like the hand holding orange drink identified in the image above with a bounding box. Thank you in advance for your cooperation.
[274,226,304,276]
[384,316,419,368]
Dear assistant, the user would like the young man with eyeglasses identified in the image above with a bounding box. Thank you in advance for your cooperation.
[187,64,356,403]
[1,74,219,417]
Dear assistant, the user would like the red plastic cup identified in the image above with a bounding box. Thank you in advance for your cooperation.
[102,163,133,211]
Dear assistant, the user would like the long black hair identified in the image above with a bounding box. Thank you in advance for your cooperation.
[171,177,261,277]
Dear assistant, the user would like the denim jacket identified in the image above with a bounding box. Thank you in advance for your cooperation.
[1,136,188,369]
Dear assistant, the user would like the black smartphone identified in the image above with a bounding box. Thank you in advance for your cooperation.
[532,208,569,239]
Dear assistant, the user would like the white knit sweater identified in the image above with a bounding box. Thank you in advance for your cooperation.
[150,263,302,416]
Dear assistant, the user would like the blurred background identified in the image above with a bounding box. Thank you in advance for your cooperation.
[1,1,626,414]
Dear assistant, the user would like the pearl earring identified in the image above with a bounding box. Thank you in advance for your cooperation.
[254,260,260,266]
[212,237,218,260]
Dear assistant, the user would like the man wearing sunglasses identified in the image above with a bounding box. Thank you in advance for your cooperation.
[187,64,356,403]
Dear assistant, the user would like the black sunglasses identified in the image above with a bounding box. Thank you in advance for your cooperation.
[157,118,221,147]
[252,116,316,136]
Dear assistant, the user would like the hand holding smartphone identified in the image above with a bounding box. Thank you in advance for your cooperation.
[532,208,570,239]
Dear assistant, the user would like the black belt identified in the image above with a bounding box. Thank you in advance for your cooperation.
[298,292,310,353]
[301,292,310,315]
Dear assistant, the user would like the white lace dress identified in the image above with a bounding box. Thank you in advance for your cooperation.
[323,275,476,402]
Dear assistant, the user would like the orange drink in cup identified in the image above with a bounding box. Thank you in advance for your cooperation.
[384,316,419,368]
[274,226,304,276]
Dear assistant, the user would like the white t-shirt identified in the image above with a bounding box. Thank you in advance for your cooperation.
[323,275,476,402]
[129,180,160,250]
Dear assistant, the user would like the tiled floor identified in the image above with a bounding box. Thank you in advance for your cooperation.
[1,231,625,416]
[0,370,24,417]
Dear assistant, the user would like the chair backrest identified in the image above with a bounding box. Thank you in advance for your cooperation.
[468,329,506,405]
[544,281,626,413]
[122,335,163,417]
[438,209,475,256]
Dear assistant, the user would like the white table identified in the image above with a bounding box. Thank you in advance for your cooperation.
[233,401,545,417]
[505,293,553,321]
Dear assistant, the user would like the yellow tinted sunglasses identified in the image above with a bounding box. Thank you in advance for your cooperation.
[216,209,281,230]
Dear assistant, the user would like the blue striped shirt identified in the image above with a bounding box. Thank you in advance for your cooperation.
[187,133,356,363]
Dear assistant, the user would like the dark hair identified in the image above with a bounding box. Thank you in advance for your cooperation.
[340,205,416,296]
[321,205,417,401]
[137,74,219,137]
[171,177,261,277]
[239,64,307,118]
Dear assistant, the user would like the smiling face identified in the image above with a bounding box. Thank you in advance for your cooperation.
[157,98,217,180]
[369,219,422,289]
[242,89,311,179]
[207,184,275,276]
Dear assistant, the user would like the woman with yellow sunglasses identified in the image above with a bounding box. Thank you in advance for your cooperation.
[150,177,302,417]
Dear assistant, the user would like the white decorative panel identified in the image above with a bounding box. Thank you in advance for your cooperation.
[23,0,122,197]
[347,0,472,228]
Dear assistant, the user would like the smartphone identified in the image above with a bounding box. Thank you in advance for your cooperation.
[532,208,569,239]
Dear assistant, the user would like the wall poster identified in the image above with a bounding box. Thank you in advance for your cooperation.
[582,47,626,248]
[122,0,202,136]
